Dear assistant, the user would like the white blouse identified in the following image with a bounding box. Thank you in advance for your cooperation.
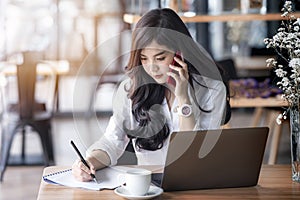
[87,74,227,166]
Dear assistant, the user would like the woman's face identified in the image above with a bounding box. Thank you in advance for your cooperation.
[140,40,174,84]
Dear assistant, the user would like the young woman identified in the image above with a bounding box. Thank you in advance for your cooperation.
[72,8,230,182]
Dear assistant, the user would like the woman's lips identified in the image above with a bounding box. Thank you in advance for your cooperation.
[154,74,163,79]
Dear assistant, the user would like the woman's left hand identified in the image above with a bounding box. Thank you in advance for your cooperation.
[167,56,189,100]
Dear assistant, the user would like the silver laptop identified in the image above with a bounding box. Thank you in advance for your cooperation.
[152,127,269,191]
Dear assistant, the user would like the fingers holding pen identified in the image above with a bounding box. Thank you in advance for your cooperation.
[72,159,95,182]
[71,159,87,181]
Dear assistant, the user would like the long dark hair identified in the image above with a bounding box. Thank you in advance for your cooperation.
[124,8,230,151]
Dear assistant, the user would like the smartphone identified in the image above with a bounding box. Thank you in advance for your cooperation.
[167,51,182,86]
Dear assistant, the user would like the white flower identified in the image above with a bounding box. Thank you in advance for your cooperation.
[295,49,300,55]
[265,1,300,108]
[283,1,293,12]
[294,18,300,26]
[281,77,290,87]
[275,68,287,77]
[266,58,277,67]
[276,114,283,125]
[289,58,300,69]
[282,11,289,17]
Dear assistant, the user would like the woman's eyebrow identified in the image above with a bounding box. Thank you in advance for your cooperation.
[140,50,166,57]
[154,51,166,57]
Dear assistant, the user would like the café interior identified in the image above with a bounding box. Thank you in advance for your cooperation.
[0,0,297,199]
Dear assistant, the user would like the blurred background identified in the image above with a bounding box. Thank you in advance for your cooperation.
[0,1,298,199]
[0,0,292,113]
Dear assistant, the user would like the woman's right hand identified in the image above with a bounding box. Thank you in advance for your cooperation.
[72,158,96,182]
[72,149,111,182]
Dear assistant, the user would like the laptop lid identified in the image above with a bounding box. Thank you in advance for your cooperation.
[153,127,269,191]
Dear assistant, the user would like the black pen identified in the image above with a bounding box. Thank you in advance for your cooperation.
[70,140,98,183]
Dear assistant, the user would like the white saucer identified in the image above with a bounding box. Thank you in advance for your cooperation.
[114,185,163,200]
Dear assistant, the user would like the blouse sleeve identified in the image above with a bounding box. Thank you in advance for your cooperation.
[86,79,131,166]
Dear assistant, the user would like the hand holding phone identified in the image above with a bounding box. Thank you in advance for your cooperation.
[167,51,183,87]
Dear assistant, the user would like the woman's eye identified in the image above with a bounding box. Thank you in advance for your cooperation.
[156,57,165,61]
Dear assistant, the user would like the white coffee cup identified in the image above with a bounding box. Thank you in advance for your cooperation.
[119,168,152,196]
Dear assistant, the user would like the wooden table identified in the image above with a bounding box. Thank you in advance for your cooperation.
[230,96,287,126]
[233,56,274,77]
[230,96,288,108]
[230,96,288,128]
[37,165,300,199]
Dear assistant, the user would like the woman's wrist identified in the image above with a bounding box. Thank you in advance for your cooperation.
[177,94,190,106]
[87,149,111,170]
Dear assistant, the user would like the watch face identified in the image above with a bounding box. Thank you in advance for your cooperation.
[182,105,191,115]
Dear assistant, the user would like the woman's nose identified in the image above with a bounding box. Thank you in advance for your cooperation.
[149,61,159,72]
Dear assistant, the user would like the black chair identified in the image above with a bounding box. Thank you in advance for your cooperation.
[216,58,238,81]
[0,51,56,181]
[215,58,239,125]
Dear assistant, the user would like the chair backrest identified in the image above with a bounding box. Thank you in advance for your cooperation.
[17,51,40,119]
[216,58,238,81]
[215,58,237,125]
[0,51,56,120]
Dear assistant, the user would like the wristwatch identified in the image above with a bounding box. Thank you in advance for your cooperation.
[177,104,192,117]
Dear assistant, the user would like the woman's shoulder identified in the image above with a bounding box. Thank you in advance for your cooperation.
[112,77,131,104]
[118,77,131,88]
[111,77,132,115]
[114,77,132,94]
[191,74,225,90]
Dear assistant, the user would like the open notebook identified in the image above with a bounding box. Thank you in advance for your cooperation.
[43,166,131,190]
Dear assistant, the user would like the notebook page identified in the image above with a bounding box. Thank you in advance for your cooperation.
[43,166,127,190]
